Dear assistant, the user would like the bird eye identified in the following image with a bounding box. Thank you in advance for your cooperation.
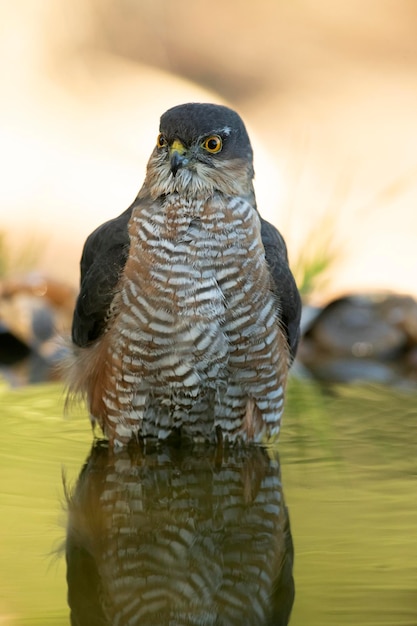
[157,133,167,148]
[202,135,222,153]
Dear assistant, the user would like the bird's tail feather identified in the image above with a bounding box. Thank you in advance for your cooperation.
[60,337,104,416]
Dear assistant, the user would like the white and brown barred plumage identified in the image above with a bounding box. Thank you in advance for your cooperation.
[66,443,295,625]
[67,103,301,446]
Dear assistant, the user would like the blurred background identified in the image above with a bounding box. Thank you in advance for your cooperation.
[1,0,417,298]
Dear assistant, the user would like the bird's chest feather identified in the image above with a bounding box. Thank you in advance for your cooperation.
[111,193,276,382]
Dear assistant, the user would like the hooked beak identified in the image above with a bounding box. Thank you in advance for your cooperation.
[169,139,189,177]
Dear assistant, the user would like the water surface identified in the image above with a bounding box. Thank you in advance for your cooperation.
[0,378,416,625]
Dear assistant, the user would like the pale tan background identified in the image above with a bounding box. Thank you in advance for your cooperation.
[1,0,417,302]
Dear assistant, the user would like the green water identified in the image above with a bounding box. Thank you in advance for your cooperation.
[0,378,416,625]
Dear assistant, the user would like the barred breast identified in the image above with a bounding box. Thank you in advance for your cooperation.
[66,443,294,625]
[90,192,289,445]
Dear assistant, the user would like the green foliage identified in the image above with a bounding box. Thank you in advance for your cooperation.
[291,213,341,299]
[0,231,44,278]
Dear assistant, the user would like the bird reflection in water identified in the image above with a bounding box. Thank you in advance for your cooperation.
[66,442,294,625]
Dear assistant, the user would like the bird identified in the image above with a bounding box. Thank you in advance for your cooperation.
[64,441,295,626]
[66,442,295,625]
[66,102,301,447]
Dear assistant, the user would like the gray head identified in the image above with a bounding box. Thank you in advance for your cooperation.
[144,103,255,200]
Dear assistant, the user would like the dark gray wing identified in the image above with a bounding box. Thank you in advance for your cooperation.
[71,205,134,347]
[260,217,301,361]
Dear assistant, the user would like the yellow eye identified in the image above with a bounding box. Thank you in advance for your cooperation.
[157,133,167,148]
[202,135,222,153]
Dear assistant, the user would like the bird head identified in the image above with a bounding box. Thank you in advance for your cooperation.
[143,103,255,200]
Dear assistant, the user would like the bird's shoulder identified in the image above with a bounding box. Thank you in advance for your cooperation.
[71,204,134,347]
[260,216,301,361]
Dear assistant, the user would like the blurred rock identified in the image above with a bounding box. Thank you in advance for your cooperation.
[298,293,417,385]
[0,273,75,385]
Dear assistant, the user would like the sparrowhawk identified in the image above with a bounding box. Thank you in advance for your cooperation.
[67,103,301,446]
[66,443,294,624]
